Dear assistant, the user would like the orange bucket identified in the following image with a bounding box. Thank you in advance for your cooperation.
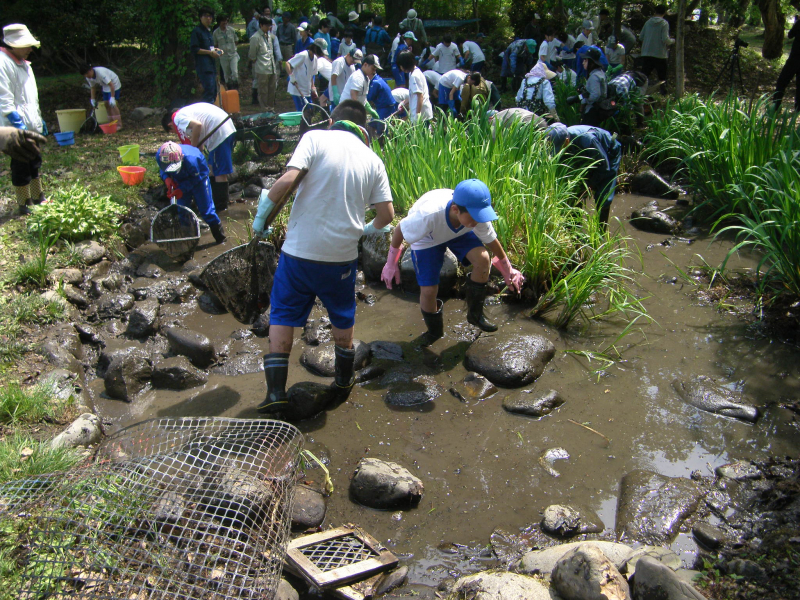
[117,165,145,185]
[220,89,240,113]
[100,121,118,134]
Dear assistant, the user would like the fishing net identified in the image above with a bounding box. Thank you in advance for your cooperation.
[199,239,279,324]
[150,201,201,261]
[0,417,303,600]
[299,103,330,137]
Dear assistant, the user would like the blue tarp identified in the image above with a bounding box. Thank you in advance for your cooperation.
[422,18,480,29]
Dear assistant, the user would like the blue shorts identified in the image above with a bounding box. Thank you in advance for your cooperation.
[411,232,484,287]
[102,90,121,101]
[438,83,451,105]
[208,132,235,177]
[270,253,358,329]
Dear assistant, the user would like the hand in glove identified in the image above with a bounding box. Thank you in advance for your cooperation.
[165,178,183,200]
[491,255,524,293]
[365,101,380,119]
[6,111,27,130]
[252,188,276,236]
[381,245,402,289]
[108,97,117,107]
[90,98,97,107]
[331,85,340,104]
[0,127,47,162]
[362,219,391,236]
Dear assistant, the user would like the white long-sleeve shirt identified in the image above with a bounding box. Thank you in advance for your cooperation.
[0,49,43,132]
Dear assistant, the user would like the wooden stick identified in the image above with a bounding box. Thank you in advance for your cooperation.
[264,167,308,228]
[567,419,611,445]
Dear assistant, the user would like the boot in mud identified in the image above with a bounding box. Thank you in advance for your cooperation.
[258,353,289,413]
[417,299,444,347]
[210,223,226,244]
[210,180,229,212]
[331,345,356,400]
[465,279,497,332]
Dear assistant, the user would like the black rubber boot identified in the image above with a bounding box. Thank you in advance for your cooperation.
[418,299,444,347]
[598,202,611,228]
[331,345,356,398]
[465,279,498,332]
[210,180,229,212]
[258,353,289,413]
[251,88,259,105]
[210,222,226,244]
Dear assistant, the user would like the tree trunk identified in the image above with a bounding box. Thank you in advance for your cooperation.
[386,0,415,35]
[757,0,786,59]
[614,0,623,37]
[676,0,686,97]
[729,0,751,27]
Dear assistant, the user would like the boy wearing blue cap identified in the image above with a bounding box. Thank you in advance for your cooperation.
[380,179,524,346]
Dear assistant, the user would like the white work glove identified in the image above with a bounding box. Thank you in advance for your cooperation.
[90,98,97,107]
[108,97,117,107]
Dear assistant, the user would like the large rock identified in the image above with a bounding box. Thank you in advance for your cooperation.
[75,240,105,265]
[104,347,152,401]
[551,544,631,600]
[126,299,160,338]
[400,246,458,294]
[152,356,208,390]
[385,374,445,407]
[165,327,216,368]
[300,340,370,377]
[632,556,706,600]
[259,382,336,421]
[518,541,636,576]
[446,571,553,600]
[623,546,682,575]
[464,334,556,387]
[51,268,83,285]
[51,413,102,449]
[616,470,704,545]
[129,107,162,122]
[630,168,681,199]
[370,340,404,361]
[541,504,603,538]
[41,325,83,372]
[672,376,759,423]
[97,293,135,320]
[62,284,90,308]
[291,484,327,529]
[503,389,564,417]
[360,229,394,282]
[350,458,423,509]
[630,201,680,234]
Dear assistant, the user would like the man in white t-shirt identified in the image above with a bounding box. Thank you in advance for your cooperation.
[576,20,594,47]
[437,67,468,116]
[538,28,561,67]
[329,48,362,107]
[604,35,626,67]
[341,54,381,118]
[458,37,486,72]
[252,100,394,412]
[432,35,460,74]
[380,179,523,346]
[397,52,433,123]
[80,64,123,128]
[163,102,237,211]
[286,43,324,110]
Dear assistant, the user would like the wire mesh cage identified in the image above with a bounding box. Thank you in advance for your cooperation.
[199,240,279,324]
[150,201,202,261]
[0,417,303,600]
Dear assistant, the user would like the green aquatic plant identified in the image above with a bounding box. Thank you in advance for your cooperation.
[27,183,126,242]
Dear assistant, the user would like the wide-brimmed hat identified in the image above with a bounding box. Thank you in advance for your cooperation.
[407,9,418,19]
[3,24,40,48]
[581,19,594,30]
[543,65,557,80]
[403,31,418,41]
[348,10,359,21]
[312,37,329,56]
[363,54,381,69]
[584,47,603,66]
[158,141,184,173]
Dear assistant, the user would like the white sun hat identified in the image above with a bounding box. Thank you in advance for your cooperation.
[3,24,40,48]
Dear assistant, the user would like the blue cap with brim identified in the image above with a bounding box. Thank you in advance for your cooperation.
[546,123,569,152]
[452,179,497,222]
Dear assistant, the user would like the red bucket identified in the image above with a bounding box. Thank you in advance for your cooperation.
[117,166,145,185]
[99,121,118,134]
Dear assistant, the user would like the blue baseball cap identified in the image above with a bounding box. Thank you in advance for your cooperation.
[452,179,497,222]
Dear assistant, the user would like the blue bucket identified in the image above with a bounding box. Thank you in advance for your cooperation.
[54,132,75,146]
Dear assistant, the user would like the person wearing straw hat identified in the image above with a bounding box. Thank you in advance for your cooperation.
[399,9,427,46]
[380,179,524,347]
[329,48,361,108]
[579,47,608,126]
[576,19,594,47]
[0,24,47,214]
[156,141,226,244]
[249,16,283,114]
[254,100,394,413]
[286,42,324,110]
[516,61,559,121]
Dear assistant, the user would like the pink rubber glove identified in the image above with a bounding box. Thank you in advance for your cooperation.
[492,255,524,293]
[381,246,403,289]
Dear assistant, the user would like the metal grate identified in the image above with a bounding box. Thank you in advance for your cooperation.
[300,534,379,572]
[150,202,201,261]
[0,417,303,600]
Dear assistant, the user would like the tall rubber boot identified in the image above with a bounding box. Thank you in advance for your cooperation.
[210,180,229,212]
[15,184,31,215]
[331,345,356,398]
[28,178,44,205]
[418,299,444,347]
[598,202,611,228]
[465,279,498,332]
[210,222,227,244]
[258,353,289,413]
[251,88,259,105]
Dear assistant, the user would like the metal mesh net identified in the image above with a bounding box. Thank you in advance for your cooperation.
[150,202,201,261]
[0,417,303,600]
[300,534,378,572]
[299,103,330,137]
[199,240,279,324]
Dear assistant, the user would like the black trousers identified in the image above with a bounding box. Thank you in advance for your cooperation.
[11,155,41,186]
[641,56,668,85]
[774,56,800,110]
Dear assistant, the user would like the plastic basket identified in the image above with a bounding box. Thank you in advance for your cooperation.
[55,109,86,133]
[99,121,118,134]
[54,132,75,147]
[118,144,140,165]
[385,79,396,89]
[278,111,303,126]
[117,166,145,186]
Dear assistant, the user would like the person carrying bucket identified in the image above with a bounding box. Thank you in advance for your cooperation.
[0,24,47,215]
[79,63,122,129]
[156,141,226,244]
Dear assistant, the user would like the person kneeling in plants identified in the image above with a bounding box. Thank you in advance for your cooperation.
[380,179,524,346]
[156,141,226,244]
[546,123,621,227]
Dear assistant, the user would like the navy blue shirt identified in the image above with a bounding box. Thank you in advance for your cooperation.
[367,75,397,111]
[295,35,313,55]
[191,25,215,73]
[566,125,621,186]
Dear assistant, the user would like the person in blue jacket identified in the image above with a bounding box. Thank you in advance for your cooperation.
[367,73,398,119]
[391,32,416,86]
[190,7,223,104]
[156,141,226,244]
[546,124,621,227]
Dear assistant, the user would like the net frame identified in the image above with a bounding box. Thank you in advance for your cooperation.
[150,200,202,261]
[0,417,303,600]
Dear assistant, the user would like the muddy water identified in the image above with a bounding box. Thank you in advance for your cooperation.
[92,194,800,594]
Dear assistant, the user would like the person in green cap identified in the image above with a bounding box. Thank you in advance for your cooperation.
[500,38,536,92]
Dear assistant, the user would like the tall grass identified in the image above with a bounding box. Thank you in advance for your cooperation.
[377,112,647,327]
[0,381,73,425]
[0,434,82,483]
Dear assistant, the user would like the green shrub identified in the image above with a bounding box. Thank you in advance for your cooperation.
[27,184,126,242]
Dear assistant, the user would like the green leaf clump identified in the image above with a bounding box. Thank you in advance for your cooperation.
[26,184,126,242]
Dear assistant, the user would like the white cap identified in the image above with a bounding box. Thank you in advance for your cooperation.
[3,24,40,48]
[348,10,359,21]
[297,22,308,31]
[407,9,418,18]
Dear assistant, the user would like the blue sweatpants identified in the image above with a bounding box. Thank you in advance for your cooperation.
[181,178,220,226]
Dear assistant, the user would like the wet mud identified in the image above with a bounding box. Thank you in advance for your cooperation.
[88,194,800,595]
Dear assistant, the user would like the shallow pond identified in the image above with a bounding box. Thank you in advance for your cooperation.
[90,193,800,596]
